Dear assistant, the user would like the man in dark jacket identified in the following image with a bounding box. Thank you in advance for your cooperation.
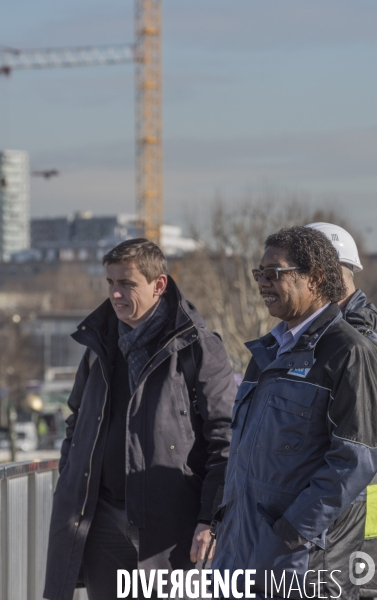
[307,222,377,598]
[212,226,377,600]
[306,222,377,347]
[44,239,236,600]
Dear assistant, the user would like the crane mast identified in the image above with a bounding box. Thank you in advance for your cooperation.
[135,0,163,244]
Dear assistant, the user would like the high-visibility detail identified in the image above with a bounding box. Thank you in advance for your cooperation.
[365,484,377,538]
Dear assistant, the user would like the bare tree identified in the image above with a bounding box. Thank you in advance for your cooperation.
[0,312,42,459]
[178,196,374,372]
[178,197,311,371]
[0,313,41,420]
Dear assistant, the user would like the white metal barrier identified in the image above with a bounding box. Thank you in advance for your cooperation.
[0,459,89,600]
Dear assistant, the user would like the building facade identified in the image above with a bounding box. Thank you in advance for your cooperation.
[29,213,197,261]
[0,150,30,262]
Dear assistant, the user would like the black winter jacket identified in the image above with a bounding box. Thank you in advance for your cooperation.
[343,288,377,347]
[44,277,236,600]
[343,289,377,598]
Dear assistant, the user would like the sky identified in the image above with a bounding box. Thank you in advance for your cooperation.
[1,0,377,249]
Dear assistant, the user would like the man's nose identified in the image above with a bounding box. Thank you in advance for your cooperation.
[112,288,122,298]
[258,277,272,289]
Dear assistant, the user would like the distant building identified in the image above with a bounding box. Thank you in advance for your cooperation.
[31,217,69,248]
[70,211,117,244]
[28,212,198,262]
[0,150,30,262]
[161,225,198,257]
[28,310,88,373]
[31,212,124,261]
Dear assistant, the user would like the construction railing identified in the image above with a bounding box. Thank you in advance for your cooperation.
[0,459,89,600]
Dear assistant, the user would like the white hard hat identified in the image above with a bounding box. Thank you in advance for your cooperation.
[305,222,363,272]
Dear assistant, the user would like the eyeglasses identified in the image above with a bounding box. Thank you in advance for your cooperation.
[251,267,303,282]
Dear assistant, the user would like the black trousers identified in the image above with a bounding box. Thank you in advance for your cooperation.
[82,496,139,600]
[82,498,208,599]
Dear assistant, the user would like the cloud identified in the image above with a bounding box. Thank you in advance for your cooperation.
[31,139,134,170]
[164,128,377,184]
[28,126,377,250]
[164,0,377,52]
[24,67,134,109]
[30,165,135,218]
[29,126,377,217]
[6,1,377,57]
[2,1,132,48]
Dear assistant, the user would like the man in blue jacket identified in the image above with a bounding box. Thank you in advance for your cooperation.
[212,226,377,600]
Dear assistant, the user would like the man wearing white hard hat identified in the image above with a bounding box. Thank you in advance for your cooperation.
[306,223,377,346]
[307,222,377,599]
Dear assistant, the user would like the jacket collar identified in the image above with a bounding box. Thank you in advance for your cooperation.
[161,275,206,335]
[342,288,377,332]
[343,289,367,316]
[71,275,206,357]
[245,302,341,373]
[291,302,341,351]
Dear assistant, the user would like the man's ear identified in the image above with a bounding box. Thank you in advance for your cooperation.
[308,267,324,292]
[154,274,168,296]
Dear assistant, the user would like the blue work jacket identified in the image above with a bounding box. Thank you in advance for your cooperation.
[213,303,377,599]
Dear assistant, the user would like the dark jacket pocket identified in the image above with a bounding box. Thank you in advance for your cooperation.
[257,502,282,526]
[255,381,318,455]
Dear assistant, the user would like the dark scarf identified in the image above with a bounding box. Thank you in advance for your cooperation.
[118,296,170,394]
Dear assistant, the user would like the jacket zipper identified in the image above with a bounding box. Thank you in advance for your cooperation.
[80,359,109,516]
[80,323,195,517]
[121,323,196,523]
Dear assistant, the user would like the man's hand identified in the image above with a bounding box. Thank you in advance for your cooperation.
[190,523,216,563]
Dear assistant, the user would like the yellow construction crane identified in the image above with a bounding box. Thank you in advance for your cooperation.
[0,0,163,244]
[135,0,163,244]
